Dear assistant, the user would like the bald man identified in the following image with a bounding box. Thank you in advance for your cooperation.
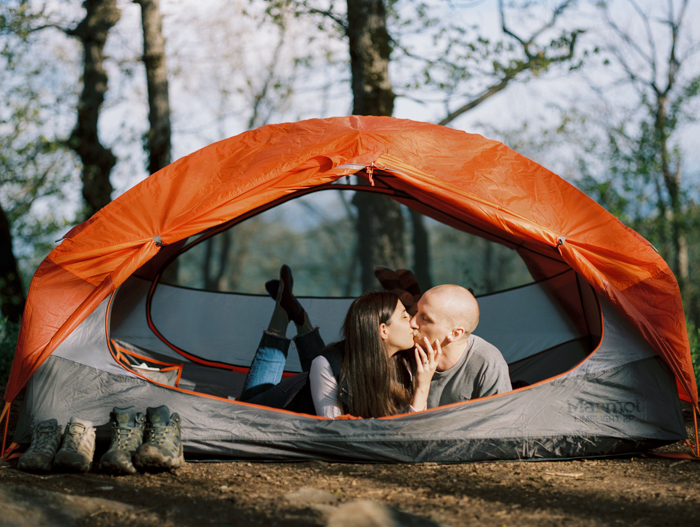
[410,284,511,408]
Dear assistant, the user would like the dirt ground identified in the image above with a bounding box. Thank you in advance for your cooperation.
[1,403,699,527]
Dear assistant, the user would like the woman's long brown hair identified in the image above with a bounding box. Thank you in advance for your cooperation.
[339,291,414,418]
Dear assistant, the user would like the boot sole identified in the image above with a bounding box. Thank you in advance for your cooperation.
[52,460,92,473]
[99,448,139,475]
[53,450,94,473]
[99,460,137,475]
[17,461,53,473]
[133,445,185,471]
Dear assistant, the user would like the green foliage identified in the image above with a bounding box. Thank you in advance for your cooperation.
[0,2,80,287]
[0,317,20,389]
[686,319,700,393]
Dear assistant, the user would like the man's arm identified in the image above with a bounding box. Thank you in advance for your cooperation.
[474,358,512,399]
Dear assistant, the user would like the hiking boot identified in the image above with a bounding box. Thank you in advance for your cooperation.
[17,419,63,473]
[99,407,146,475]
[133,406,185,471]
[52,417,96,473]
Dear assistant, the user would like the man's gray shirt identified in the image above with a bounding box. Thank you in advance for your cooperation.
[427,334,512,408]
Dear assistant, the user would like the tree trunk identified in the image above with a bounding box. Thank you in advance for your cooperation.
[134,0,172,174]
[346,0,395,116]
[352,191,405,290]
[203,231,231,291]
[0,205,25,323]
[133,0,177,281]
[67,0,120,220]
[409,209,432,291]
[655,93,687,297]
[346,0,405,290]
[482,241,494,293]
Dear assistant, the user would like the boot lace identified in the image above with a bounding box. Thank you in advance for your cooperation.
[145,425,173,446]
[62,423,87,453]
[29,424,58,455]
[111,425,141,450]
[144,416,180,448]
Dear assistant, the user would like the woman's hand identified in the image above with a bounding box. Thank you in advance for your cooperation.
[411,337,442,411]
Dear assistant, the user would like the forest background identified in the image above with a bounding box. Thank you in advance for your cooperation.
[1,0,699,389]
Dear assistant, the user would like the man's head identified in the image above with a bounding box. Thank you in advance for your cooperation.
[410,284,479,349]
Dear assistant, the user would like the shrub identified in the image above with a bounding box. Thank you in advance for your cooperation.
[686,319,700,393]
[0,318,20,389]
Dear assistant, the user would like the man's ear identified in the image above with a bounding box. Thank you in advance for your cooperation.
[446,327,465,343]
[379,323,389,341]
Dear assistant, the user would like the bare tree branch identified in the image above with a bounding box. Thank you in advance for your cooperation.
[248,28,287,129]
[438,75,513,126]
[600,8,651,69]
[627,0,658,79]
[268,1,348,35]
[439,0,581,127]
[498,0,527,49]
[304,5,348,34]
[661,0,689,96]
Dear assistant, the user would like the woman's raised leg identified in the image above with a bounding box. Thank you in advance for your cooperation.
[240,265,300,401]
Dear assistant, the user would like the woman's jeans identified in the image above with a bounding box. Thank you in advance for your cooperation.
[239,328,326,408]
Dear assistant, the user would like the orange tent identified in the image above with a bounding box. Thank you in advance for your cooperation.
[3,116,696,462]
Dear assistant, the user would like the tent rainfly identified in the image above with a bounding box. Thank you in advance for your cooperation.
[2,116,698,462]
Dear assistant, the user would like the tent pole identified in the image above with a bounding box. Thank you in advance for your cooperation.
[695,405,699,458]
[684,405,700,458]
[0,402,9,458]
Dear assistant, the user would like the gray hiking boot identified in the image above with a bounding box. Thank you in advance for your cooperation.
[133,406,185,471]
[17,419,63,473]
[99,407,146,475]
[53,417,96,473]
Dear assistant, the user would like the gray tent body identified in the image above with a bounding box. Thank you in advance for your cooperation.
[15,260,686,462]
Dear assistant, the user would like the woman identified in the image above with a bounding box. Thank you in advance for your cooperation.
[240,266,440,418]
[311,290,439,418]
